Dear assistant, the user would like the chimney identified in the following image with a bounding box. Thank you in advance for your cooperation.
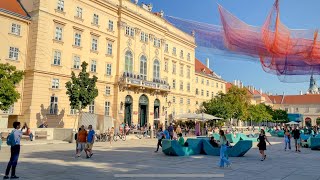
[206,58,210,68]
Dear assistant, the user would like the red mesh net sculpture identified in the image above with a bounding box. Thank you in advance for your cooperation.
[166,0,320,80]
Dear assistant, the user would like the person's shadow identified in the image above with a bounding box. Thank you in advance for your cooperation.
[36,104,65,128]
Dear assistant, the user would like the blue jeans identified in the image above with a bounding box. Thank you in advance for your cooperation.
[219,145,230,167]
[285,138,291,150]
[29,133,33,141]
[5,145,20,176]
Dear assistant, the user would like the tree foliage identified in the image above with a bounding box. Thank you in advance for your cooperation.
[271,109,289,123]
[0,63,24,111]
[202,85,250,123]
[247,104,273,123]
[65,62,98,112]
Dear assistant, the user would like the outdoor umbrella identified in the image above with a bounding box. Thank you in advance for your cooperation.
[286,121,300,125]
[196,113,223,121]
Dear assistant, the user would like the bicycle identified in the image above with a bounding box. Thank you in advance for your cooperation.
[113,133,126,141]
[136,130,149,139]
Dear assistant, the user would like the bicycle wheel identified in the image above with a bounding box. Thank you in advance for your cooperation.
[113,135,118,141]
[121,135,126,141]
[136,134,142,139]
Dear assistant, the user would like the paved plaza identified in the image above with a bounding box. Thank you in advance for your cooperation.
[0,137,320,180]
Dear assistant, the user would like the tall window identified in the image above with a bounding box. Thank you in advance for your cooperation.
[196,77,198,83]
[91,37,98,51]
[153,60,160,80]
[51,78,60,89]
[180,81,183,91]
[76,7,82,18]
[173,96,176,103]
[70,108,77,115]
[108,20,114,31]
[201,90,204,96]
[154,38,161,47]
[207,80,209,86]
[216,83,218,88]
[187,53,191,61]
[140,32,148,42]
[173,47,176,55]
[74,33,81,46]
[55,26,63,41]
[49,96,58,114]
[89,101,95,114]
[53,51,61,65]
[57,0,64,11]
[187,67,190,78]
[180,50,184,58]
[107,42,113,55]
[106,63,112,76]
[172,63,176,74]
[73,55,80,69]
[187,99,190,105]
[105,86,111,95]
[207,91,209,97]
[172,79,176,89]
[180,65,183,77]
[125,26,134,36]
[91,60,97,72]
[9,47,19,60]
[125,51,133,72]
[196,88,199,95]
[164,61,168,71]
[221,84,223,89]
[130,27,135,37]
[212,92,214,98]
[201,79,204,84]
[180,98,183,104]
[11,23,21,36]
[187,83,190,92]
[93,14,99,25]
[165,44,169,52]
[105,101,110,116]
[140,55,147,80]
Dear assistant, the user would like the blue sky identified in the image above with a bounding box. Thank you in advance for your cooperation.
[144,0,320,95]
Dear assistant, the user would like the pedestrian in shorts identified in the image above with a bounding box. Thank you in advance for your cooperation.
[76,125,87,157]
[85,125,95,158]
[292,126,301,152]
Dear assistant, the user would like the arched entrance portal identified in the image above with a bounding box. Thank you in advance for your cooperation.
[305,117,312,127]
[124,95,133,126]
[139,95,149,127]
[154,99,160,129]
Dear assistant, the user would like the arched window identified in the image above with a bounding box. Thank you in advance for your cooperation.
[140,55,147,80]
[125,51,133,72]
[153,59,160,80]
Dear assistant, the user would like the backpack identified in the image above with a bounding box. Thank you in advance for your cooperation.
[74,133,78,140]
[226,140,230,147]
[6,130,16,146]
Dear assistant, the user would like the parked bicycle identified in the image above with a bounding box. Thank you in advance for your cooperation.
[136,129,149,139]
[113,133,126,141]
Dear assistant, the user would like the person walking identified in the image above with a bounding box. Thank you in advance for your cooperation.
[257,129,271,161]
[76,125,87,157]
[218,130,231,168]
[85,125,95,158]
[284,127,291,151]
[168,123,174,140]
[4,121,23,179]
[292,126,301,152]
[154,128,164,152]
[109,127,114,145]
[176,125,182,135]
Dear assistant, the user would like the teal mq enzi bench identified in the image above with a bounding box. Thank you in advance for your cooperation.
[162,139,203,156]
[203,140,252,157]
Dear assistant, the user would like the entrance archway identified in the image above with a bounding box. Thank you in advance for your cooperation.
[124,95,133,126]
[305,117,312,127]
[154,99,160,129]
[139,95,149,127]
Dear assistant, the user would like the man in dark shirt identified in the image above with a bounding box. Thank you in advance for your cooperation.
[292,126,301,152]
[168,123,174,140]
[209,136,219,147]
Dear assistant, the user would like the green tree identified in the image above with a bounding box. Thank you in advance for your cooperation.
[0,63,24,111]
[247,104,272,125]
[65,62,98,128]
[272,109,289,123]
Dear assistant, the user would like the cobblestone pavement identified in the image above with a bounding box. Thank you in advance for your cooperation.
[0,137,320,180]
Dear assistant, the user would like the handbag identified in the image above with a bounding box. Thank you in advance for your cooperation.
[257,142,260,147]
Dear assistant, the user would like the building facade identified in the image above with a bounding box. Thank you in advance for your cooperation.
[0,0,216,129]
[0,0,30,128]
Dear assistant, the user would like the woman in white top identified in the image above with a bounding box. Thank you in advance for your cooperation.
[218,130,231,168]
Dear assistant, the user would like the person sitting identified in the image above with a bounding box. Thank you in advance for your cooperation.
[209,136,219,147]
[22,123,33,141]
[178,133,188,147]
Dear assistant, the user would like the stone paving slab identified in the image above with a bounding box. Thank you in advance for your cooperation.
[0,137,320,180]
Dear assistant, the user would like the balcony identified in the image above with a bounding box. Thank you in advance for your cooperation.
[118,72,170,94]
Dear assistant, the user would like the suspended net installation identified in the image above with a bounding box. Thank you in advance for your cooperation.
[165,0,320,80]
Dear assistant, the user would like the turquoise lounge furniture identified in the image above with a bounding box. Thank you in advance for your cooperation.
[301,137,311,148]
[203,140,252,157]
[226,133,240,143]
[277,131,285,137]
[238,133,258,142]
[162,139,203,156]
[212,133,220,140]
[310,137,320,150]
[300,134,310,141]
